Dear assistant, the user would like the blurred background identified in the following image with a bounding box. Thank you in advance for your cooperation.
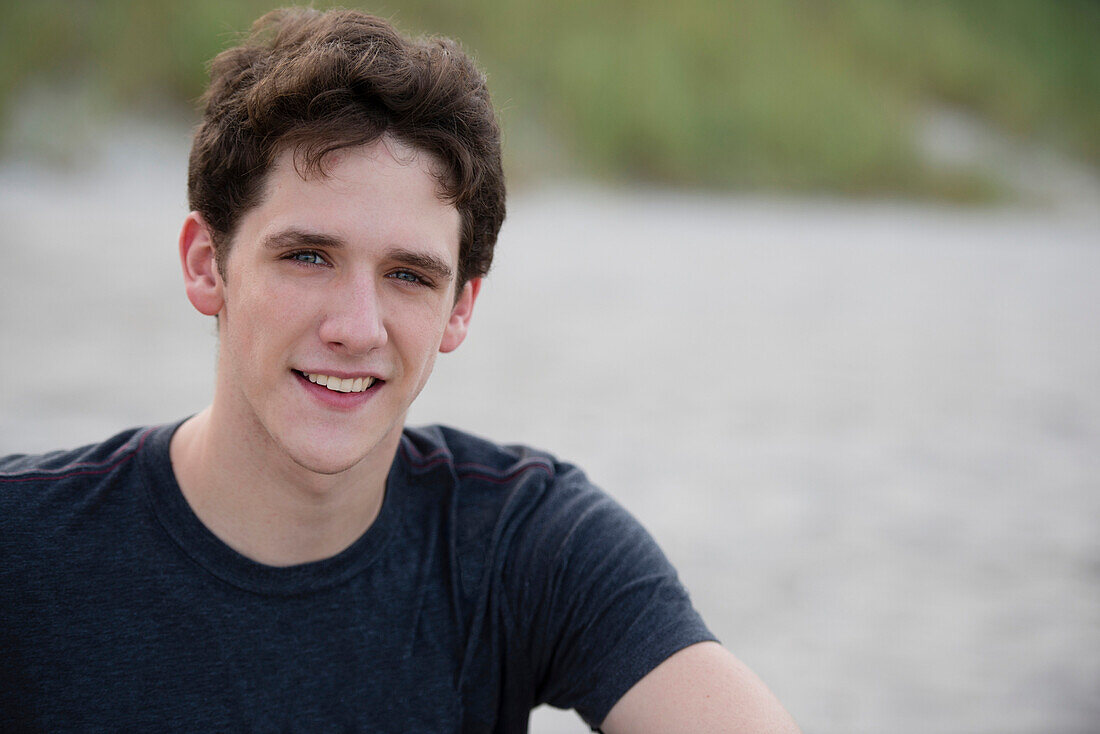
[1,1,1097,732]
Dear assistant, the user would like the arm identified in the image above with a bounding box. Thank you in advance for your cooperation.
[600,642,801,734]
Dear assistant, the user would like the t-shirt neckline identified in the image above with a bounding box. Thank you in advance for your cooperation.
[139,420,403,596]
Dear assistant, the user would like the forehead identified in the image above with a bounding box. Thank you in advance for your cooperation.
[242,138,461,259]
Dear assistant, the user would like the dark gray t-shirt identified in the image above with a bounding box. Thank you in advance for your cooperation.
[1,422,713,732]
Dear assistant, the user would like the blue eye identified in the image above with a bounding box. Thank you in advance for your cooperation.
[390,270,424,285]
[288,250,327,266]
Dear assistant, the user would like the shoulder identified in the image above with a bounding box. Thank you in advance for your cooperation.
[400,424,561,485]
[398,424,637,615]
[398,422,689,609]
[401,428,714,726]
[398,424,610,534]
[0,425,159,527]
[0,426,153,485]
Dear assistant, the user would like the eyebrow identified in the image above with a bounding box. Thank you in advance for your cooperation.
[262,228,455,282]
[262,228,344,252]
[388,248,454,282]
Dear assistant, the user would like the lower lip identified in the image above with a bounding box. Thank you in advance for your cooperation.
[294,371,382,410]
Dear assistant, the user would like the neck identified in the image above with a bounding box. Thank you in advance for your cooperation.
[169,407,397,567]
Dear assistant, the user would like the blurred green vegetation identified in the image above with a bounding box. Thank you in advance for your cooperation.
[1,0,1097,197]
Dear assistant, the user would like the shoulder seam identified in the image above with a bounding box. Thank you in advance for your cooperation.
[398,434,556,483]
[0,429,152,483]
[455,458,554,484]
[399,441,452,472]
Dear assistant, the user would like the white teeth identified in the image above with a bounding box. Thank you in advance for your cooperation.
[302,372,375,393]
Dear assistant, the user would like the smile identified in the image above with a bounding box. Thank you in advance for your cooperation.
[300,372,377,393]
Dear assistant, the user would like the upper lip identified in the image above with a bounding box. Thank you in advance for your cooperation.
[296,368,384,381]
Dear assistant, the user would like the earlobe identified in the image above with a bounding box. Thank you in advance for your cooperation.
[179,212,224,317]
[439,278,481,353]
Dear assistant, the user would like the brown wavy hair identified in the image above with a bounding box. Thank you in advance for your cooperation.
[187,7,505,287]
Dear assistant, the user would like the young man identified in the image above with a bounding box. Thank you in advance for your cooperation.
[0,8,799,732]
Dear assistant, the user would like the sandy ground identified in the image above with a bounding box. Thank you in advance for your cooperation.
[1,124,1098,733]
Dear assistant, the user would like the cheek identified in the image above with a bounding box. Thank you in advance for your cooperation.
[224,282,310,357]
[386,293,451,344]
[395,321,445,366]
[240,276,316,323]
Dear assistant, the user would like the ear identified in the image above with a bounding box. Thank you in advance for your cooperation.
[439,278,481,354]
[179,211,224,317]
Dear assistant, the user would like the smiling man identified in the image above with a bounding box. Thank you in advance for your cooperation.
[171,140,475,567]
[0,8,799,733]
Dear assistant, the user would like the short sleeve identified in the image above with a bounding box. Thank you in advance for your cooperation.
[502,466,716,729]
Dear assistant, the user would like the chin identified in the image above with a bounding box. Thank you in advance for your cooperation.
[272,420,399,478]
[291,454,362,476]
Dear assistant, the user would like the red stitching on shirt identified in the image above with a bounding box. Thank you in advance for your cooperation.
[455,460,553,484]
[399,441,554,484]
[0,430,151,483]
[399,439,452,463]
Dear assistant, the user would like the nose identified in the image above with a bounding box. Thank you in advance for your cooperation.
[317,273,388,354]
